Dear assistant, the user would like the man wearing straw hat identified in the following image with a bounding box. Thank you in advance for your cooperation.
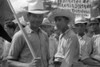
[48,8,80,67]
[7,0,50,67]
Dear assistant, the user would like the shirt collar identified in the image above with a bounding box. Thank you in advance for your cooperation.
[60,29,74,39]
[25,26,41,34]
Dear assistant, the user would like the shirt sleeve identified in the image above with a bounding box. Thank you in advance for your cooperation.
[55,38,65,60]
[55,35,80,62]
[7,31,25,60]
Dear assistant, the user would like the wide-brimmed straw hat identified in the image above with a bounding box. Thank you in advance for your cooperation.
[42,18,55,26]
[28,0,49,14]
[48,8,75,24]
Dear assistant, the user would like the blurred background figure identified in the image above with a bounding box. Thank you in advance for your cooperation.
[41,18,55,37]
[1,20,17,67]
[85,18,94,38]
[41,18,58,67]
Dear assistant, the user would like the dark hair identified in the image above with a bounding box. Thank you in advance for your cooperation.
[5,21,16,30]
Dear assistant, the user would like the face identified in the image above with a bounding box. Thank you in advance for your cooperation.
[27,13,44,29]
[88,23,100,32]
[55,16,69,31]
[42,25,54,36]
[75,23,86,34]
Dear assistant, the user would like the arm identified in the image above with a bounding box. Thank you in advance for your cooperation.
[7,31,26,67]
[54,38,65,67]
[81,39,100,66]
[7,57,41,67]
[7,60,29,67]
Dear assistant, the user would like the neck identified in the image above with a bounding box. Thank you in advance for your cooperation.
[61,27,69,33]
[78,33,85,37]
[94,29,100,35]
[31,27,39,33]
[87,31,94,37]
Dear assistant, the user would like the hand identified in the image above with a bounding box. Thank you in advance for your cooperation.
[27,57,41,67]
[82,58,100,66]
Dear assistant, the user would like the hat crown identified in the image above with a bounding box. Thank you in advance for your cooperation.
[28,0,44,11]
[42,18,50,24]
[28,0,48,14]
[75,16,86,24]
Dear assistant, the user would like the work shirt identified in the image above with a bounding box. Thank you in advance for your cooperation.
[2,40,11,60]
[85,34,100,61]
[82,34,100,67]
[49,34,58,67]
[55,29,80,67]
[7,26,50,67]
[77,34,91,60]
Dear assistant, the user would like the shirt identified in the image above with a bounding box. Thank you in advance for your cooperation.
[83,34,100,59]
[7,26,50,67]
[77,34,91,60]
[55,29,80,67]
[2,40,11,60]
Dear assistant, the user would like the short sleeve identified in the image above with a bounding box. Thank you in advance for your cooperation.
[7,31,25,60]
[81,38,93,60]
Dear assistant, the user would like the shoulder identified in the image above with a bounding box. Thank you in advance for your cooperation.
[12,30,24,41]
[40,29,48,38]
[13,30,23,38]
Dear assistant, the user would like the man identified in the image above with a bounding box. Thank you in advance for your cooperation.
[74,17,91,59]
[40,18,55,37]
[81,18,100,67]
[48,8,80,67]
[74,17,92,67]
[7,0,50,67]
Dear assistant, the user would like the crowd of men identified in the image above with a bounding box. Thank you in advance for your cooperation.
[0,0,100,67]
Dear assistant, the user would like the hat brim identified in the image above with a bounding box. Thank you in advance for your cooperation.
[28,10,49,14]
[42,23,55,26]
[48,9,75,24]
[75,21,87,24]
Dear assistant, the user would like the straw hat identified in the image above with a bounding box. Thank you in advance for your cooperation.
[48,8,75,24]
[28,0,49,14]
[90,17,99,24]
[75,16,87,24]
[42,18,55,26]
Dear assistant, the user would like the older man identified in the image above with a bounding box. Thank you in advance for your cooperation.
[7,0,50,67]
[48,9,80,67]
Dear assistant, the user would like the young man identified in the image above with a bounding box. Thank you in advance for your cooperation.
[81,18,100,67]
[74,17,92,67]
[48,8,80,67]
[7,0,50,67]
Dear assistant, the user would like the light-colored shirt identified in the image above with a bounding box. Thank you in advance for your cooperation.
[7,26,50,67]
[49,35,58,58]
[2,40,11,59]
[55,29,80,67]
[85,34,100,61]
[82,34,100,67]
[77,34,91,60]
[0,37,4,57]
